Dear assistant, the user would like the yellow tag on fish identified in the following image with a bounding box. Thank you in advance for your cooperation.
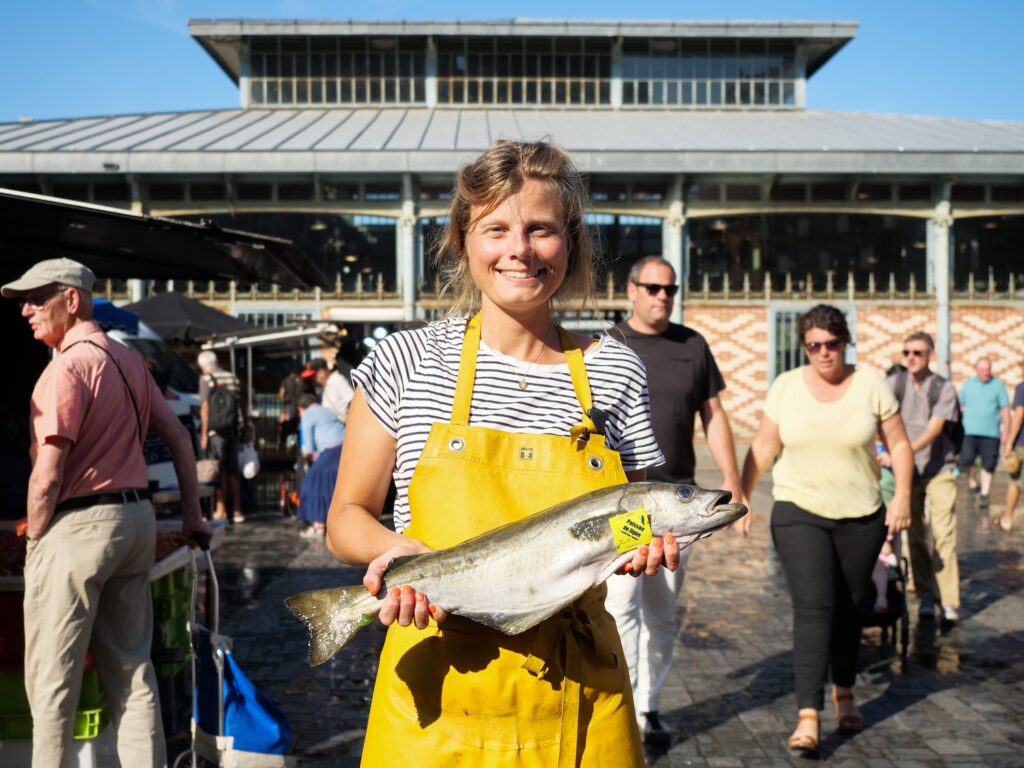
[609,508,653,553]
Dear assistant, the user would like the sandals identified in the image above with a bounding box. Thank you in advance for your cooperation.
[991,514,1013,533]
[833,690,865,734]
[787,712,820,756]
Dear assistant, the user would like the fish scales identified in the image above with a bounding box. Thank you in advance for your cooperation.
[286,482,746,666]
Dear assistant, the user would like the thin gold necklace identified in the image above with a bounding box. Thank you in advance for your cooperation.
[504,323,554,390]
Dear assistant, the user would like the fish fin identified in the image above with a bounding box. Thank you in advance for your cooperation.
[568,515,610,543]
[468,605,564,636]
[284,586,377,667]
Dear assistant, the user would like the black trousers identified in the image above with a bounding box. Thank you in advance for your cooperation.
[771,501,887,710]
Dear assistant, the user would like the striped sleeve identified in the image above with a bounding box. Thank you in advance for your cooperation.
[352,327,430,438]
[590,338,664,472]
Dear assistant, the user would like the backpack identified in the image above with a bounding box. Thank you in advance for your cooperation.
[892,367,964,454]
[206,374,239,433]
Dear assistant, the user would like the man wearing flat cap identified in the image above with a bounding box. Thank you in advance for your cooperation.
[4,258,213,768]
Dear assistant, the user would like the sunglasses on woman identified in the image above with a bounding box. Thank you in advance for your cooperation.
[804,339,844,354]
[634,282,679,297]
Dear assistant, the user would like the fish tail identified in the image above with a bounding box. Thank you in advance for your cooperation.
[284,586,378,666]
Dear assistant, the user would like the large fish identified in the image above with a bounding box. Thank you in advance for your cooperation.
[286,482,746,666]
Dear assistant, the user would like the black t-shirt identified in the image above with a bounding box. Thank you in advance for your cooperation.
[611,321,725,483]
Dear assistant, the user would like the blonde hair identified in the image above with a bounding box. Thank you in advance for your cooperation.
[433,139,597,315]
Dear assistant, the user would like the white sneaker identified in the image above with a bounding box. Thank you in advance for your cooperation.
[919,596,936,618]
[942,605,959,623]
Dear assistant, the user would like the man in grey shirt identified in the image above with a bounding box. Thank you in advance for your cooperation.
[879,331,961,623]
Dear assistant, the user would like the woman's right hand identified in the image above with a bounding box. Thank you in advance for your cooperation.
[364,540,449,629]
[885,492,911,536]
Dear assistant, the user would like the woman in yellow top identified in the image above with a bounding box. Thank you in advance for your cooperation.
[326,139,676,766]
[741,304,914,756]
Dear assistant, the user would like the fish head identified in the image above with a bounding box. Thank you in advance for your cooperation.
[633,482,747,545]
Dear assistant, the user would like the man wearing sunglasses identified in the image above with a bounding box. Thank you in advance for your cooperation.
[605,255,746,745]
[880,331,962,624]
[3,258,213,767]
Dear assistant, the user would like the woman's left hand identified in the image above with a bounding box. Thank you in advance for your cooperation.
[624,533,681,576]
[885,493,911,535]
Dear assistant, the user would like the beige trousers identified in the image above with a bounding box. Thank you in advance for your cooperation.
[908,471,960,609]
[23,500,166,768]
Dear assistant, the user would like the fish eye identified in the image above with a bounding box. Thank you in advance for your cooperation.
[677,486,693,500]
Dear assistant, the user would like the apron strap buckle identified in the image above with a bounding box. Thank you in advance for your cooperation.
[570,425,591,446]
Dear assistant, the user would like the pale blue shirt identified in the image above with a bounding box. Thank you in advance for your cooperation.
[959,376,1009,439]
[300,403,345,454]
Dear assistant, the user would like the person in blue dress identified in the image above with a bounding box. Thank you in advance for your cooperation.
[297,393,345,536]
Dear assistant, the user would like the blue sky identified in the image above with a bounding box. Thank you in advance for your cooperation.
[2,0,1022,123]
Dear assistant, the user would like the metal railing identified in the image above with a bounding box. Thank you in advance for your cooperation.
[96,270,1020,307]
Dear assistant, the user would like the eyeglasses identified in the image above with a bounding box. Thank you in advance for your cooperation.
[804,339,844,354]
[634,282,679,297]
[18,287,66,310]
[902,349,928,358]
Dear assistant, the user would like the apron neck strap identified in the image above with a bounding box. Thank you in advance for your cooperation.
[452,314,598,435]
[451,314,482,426]
[559,328,599,436]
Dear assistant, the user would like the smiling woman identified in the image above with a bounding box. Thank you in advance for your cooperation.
[322,139,670,766]
[433,139,596,320]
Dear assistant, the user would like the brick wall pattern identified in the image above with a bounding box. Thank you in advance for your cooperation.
[685,304,1023,442]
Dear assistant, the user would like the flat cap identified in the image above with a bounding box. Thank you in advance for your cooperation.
[1,258,96,298]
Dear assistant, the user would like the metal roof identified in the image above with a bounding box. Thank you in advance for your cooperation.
[1,109,1023,176]
[190,19,856,84]
[188,18,858,36]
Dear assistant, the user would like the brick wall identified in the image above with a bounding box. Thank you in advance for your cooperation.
[950,307,1024,388]
[684,305,768,440]
[685,303,1022,442]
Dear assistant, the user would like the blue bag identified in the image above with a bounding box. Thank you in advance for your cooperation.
[195,627,292,756]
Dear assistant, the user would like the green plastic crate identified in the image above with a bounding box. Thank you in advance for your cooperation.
[0,668,109,740]
[153,611,190,658]
[154,657,187,679]
[152,586,190,623]
[151,568,188,600]
[0,707,108,741]
[0,668,104,715]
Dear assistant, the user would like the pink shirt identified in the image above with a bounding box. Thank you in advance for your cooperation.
[30,321,173,502]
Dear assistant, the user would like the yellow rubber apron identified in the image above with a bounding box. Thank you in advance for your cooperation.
[361,314,643,767]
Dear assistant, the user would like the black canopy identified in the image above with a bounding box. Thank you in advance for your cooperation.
[0,189,329,289]
[125,291,255,342]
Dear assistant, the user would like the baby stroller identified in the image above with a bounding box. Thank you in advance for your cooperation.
[173,540,293,768]
[860,556,910,666]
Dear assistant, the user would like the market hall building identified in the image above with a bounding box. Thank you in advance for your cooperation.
[1,19,1021,439]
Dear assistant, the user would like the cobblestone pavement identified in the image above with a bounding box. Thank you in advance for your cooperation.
[204,451,1024,767]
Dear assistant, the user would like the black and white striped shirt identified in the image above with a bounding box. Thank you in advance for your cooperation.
[352,316,664,533]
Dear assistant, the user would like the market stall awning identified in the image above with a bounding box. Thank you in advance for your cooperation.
[200,321,344,357]
[125,291,255,342]
[0,189,330,290]
[93,298,140,334]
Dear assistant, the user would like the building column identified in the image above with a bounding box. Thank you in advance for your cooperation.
[128,176,148,303]
[398,174,419,321]
[425,37,438,108]
[793,45,808,108]
[239,39,251,109]
[610,38,623,109]
[661,175,686,324]
[927,196,953,377]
